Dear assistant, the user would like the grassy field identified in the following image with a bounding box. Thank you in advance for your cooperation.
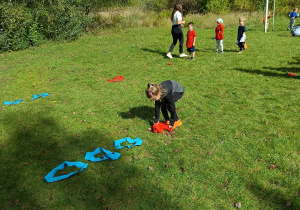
[0,17,299,209]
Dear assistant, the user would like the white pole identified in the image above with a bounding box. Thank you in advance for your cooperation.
[265,0,269,33]
[272,0,275,31]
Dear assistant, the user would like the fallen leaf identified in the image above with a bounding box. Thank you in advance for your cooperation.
[87,126,91,129]
[50,195,55,200]
[180,167,185,172]
[166,163,171,168]
[165,140,171,145]
[148,166,154,171]
[130,186,137,191]
[286,200,291,207]
[23,162,32,165]
[208,151,213,155]
[270,164,277,170]
[235,202,242,208]
[96,195,101,199]
[73,112,76,115]
[147,127,152,131]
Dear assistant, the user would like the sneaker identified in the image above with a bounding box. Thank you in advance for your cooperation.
[162,121,170,125]
[215,51,218,53]
[220,51,224,54]
[190,57,195,61]
[187,57,191,60]
[173,120,182,128]
[166,54,173,59]
[238,51,243,54]
[179,54,188,57]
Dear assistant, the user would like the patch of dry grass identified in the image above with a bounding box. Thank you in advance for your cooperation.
[89,7,264,31]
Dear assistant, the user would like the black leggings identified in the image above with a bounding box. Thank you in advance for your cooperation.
[168,25,184,54]
[161,92,184,125]
[238,42,245,51]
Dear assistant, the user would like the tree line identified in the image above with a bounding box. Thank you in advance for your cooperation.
[0,0,298,51]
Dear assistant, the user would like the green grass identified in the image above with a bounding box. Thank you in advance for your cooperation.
[0,17,299,209]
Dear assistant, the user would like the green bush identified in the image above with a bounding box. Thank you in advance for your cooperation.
[46,5,86,41]
[141,0,169,11]
[206,0,230,13]
[0,3,33,51]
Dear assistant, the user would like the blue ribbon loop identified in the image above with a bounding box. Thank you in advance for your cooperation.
[114,137,143,149]
[44,161,88,183]
[3,99,23,105]
[85,147,120,162]
[32,93,49,100]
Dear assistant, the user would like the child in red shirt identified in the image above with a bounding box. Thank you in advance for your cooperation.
[186,22,196,60]
[215,18,224,53]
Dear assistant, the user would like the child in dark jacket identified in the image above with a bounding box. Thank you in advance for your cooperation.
[237,17,246,54]
[145,80,184,128]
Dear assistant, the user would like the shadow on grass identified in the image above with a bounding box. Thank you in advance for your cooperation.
[234,57,300,79]
[248,178,300,209]
[141,48,168,58]
[0,108,178,209]
[119,106,154,124]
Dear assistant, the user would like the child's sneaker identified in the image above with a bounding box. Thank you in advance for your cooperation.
[190,57,195,61]
[215,51,218,53]
[166,54,173,59]
[187,57,191,60]
[220,51,224,54]
[162,121,170,124]
[173,120,182,128]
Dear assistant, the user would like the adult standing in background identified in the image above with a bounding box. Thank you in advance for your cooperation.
[166,3,188,59]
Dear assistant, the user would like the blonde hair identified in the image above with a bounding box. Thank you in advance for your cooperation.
[239,17,246,22]
[145,83,166,101]
[294,8,298,12]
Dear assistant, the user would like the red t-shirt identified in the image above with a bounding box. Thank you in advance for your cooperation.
[186,30,196,48]
[215,22,224,40]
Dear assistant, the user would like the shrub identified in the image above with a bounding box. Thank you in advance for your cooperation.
[206,0,230,13]
[0,3,33,51]
[141,0,169,11]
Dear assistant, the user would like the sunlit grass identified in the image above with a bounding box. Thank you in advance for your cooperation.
[0,17,299,209]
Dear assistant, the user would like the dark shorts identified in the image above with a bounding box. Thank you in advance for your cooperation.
[187,46,195,52]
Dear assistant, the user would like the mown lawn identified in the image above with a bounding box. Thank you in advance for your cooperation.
[0,17,299,209]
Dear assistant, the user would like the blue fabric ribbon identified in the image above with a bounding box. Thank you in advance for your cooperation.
[85,147,120,162]
[44,161,88,183]
[114,137,143,149]
[32,93,49,100]
[3,99,23,105]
